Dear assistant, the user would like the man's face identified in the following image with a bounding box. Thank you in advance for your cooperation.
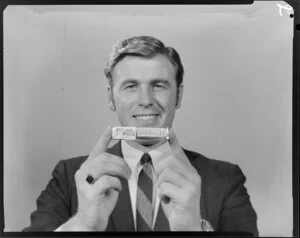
[107,54,183,137]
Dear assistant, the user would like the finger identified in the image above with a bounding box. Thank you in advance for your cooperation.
[155,155,180,176]
[155,155,197,183]
[168,128,185,158]
[157,168,201,201]
[89,126,113,159]
[158,182,184,204]
[87,153,132,181]
[88,175,122,196]
[156,167,188,189]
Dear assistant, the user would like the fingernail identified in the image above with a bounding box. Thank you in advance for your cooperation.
[161,196,171,204]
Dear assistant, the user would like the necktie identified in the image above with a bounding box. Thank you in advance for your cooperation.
[136,153,153,231]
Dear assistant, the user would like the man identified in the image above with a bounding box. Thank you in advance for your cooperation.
[23,36,258,235]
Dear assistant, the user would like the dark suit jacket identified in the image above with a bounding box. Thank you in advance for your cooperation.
[23,141,258,235]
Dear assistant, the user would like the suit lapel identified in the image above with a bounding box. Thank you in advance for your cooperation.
[106,141,135,231]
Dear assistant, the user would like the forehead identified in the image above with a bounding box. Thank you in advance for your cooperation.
[111,54,176,84]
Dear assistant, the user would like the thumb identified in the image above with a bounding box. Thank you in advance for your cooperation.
[168,128,184,157]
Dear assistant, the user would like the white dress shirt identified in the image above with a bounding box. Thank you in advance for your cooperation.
[121,140,171,230]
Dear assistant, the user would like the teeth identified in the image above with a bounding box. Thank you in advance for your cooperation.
[135,115,157,120]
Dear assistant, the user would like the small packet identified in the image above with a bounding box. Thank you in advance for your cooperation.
[112,127,169,140]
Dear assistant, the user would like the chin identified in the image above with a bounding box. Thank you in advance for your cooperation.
[134,138,162,146]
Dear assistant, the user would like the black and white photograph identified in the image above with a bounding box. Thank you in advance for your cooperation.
[2,2,296,236]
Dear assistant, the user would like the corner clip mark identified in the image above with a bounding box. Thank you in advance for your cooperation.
[276,3,293,17]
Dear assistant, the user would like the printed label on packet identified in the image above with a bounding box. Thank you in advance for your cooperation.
[112,127,169,140]
[112,127,136,140]
[137,127,169,138]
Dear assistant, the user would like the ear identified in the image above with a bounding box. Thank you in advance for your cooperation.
[176,84,183,109]
[107,85,116,111]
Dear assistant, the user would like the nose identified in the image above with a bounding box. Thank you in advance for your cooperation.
[138,87,154,107]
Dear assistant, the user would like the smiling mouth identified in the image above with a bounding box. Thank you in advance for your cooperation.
[133,114,160,121]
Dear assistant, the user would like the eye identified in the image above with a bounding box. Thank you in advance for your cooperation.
[153,83,166,90]
[124,84,137,91]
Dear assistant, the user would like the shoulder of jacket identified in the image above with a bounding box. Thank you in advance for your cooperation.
[183,148,238,180]
[60,155,89,174]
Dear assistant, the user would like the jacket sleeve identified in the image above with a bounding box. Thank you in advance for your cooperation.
[22,160,72,231]
[219,165,259,236]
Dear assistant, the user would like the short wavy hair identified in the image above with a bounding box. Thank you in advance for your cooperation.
[104,36,184,88]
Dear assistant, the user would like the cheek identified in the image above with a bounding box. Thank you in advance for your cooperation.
[156,92,177,110]
[114,92,132,107]
[114,94,135,114]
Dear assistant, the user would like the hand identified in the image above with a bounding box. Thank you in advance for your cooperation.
[155,128,202,231]
[71,126,131,231]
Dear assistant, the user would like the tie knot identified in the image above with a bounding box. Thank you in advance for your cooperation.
[140,153,152,165]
